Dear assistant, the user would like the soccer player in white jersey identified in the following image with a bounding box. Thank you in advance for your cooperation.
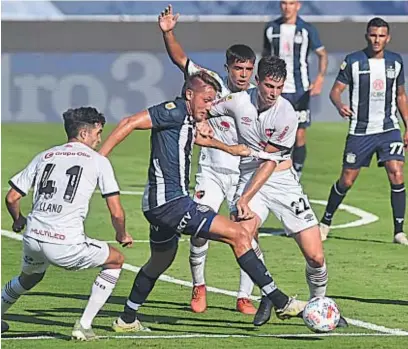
[263,0,328,178]
[319,18,408,245]
[210,56,337,327]
[159,4,262,315]
[1,107,133,340]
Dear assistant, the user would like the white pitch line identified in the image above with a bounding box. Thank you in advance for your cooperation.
[1,187,379,231]
[2,229,408,337]
[2,332,408,341]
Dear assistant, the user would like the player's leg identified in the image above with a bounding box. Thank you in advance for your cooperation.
[229,175,263,315]
[378,130,406,244]
[293,127,307,179]
[189,167,225,312]
[1,236,48,332]
[113,227,179,332]
[320,134,375,240]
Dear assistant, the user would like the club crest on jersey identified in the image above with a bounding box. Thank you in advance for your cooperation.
[346,152,356,164]
[294,31,303,44]
[165,102,176,110]
[265,128,275,137]
[340,61,347,70]
[195,190,205,199]
[386,67,396,79]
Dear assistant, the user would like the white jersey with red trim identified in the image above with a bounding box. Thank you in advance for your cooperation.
[210,89,298,174]
[186,59,255,173]
[9,142,120,245]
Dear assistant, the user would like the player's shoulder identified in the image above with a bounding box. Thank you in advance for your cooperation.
[344,50,366,63]
[151,98,187,118]
[297,16,316,31]
[278,96,297,120]
[384,50,404,64]
[265,17,283,29]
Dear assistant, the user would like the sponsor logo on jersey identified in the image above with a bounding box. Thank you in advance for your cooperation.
[44,152,54,159]
[346,152,356,164]
[165,102,176,110]
[212,94,233,106]
[241,117,252,125]
[195,190,205,199]
[373,79,384,91]
[216,121,231,132]
[340,61,347,70]
[277,126,290,141]
[197,204,211,213]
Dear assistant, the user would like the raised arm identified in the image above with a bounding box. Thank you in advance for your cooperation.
[99,110,152,157]
[159,5,187,72]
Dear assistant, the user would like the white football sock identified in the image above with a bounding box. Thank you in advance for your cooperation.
[80,268,121,329]
[306,261,328,298]
[189,241,209,286]
[1,277,28,315]
[237,239,265,299]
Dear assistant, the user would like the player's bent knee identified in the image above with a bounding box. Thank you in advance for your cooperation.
[191,236,208,247]
[104,246,125,269]
[19,272,45,290]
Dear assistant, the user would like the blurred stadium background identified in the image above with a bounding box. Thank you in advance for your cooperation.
[2,0,408,124]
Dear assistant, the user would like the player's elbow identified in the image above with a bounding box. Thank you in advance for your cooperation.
[5,189,21,206]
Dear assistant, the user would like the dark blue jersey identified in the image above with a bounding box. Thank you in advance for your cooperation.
[263,16,323,94]
[336,49,405,135]
[142,98,195,211]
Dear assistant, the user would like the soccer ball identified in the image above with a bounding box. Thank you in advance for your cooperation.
[302,296,340,333]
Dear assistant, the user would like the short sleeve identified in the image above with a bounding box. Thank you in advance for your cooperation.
[148,101,185,129]
[336,55,352,85]
[308,24,324,51]
[97,156,120,198]
[396,56,405,87]
[209,94,238,118]
[9,154,42,196]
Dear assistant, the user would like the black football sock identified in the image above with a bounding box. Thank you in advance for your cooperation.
[321,180,350,226]
[391,183,405,234]
[293,145,307,176]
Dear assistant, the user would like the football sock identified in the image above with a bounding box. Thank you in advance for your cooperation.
[1,277,28,315]
[80,268,121,329]
[237,239,265,299]
[293,145,306,178]
[321,180,350,226]
[236,249,288,309]
[189,240,209,286]
[391,183,405,235]
[122,269,158,323]
[306,261,328,299]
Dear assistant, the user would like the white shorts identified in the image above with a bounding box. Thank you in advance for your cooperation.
[234,167,318,235]
[21,236,110,274]
[194,165,239,213]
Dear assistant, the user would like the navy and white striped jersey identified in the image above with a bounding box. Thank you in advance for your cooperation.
[142,98,195,211]
[337,50,405,135]
[263,16,323,94]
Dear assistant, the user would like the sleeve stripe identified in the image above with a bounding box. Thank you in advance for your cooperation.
[101,191,120,198]
[8,180,26,197]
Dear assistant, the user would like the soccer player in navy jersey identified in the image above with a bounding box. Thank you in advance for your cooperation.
[263,0,328,179]
[319,18,408,245]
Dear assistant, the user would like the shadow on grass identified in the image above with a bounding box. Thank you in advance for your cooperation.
[330,295,408,306]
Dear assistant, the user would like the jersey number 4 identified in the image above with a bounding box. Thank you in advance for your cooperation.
[38,163,83,203]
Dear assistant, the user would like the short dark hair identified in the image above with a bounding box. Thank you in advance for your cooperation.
[367,17,389,33]
[62,107,105,139]
[257,55,287,81]
[226,44,256,66]
[182,71,222,97]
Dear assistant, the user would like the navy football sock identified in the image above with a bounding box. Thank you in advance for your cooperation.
[321,180,350,226]
[391,183,405,234]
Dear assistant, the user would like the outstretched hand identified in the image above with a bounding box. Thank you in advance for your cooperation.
[158,4,180,33]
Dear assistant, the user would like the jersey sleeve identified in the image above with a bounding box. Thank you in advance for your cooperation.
[9,154,42,196]
[148,101,185,129]
[336,55,352,85]
[309,24,324,51]
[263,106,297,163]
[396,55,405,87]
[209,93,239,118]
[97,156,120,198]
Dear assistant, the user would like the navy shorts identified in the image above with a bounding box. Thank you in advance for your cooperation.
[343,129,405,169]
[282,91,311,128]
[143,196,217,245]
